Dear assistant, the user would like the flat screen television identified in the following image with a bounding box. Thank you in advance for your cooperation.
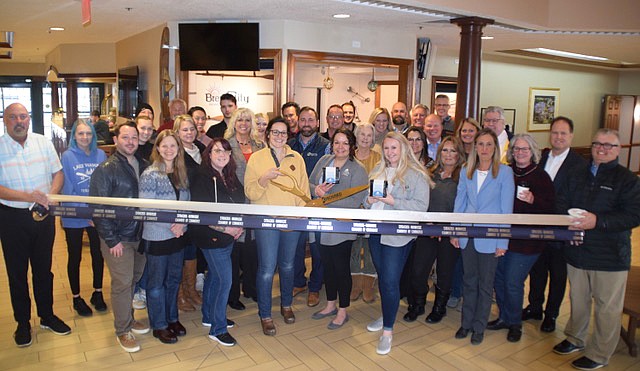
[118,65,139,119]
[178,23,260,71]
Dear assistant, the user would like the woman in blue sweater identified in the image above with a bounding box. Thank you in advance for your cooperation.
[139,130,190,344]
[61,119,108,316]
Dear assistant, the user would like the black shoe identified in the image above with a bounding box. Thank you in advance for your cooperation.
[168,321,186,336]
[243,293,258,302]
[228,300,246,311]
[426,307,446,324]
[153,329,178,344]
[507,326,522,342]
[486,319,509,330]
[571,356,604,370]
[470,332,484,345]
[227,319,235,328]
[90,291,108,312]
[209,332,236,346]
[73,297,93,317]
[455,327,470,339]
[541,316,556,332]
[522,307,543,321]
[14,322,32,347]
[40,315,72,335]
[402,305,424,322]
[553,339,585,355]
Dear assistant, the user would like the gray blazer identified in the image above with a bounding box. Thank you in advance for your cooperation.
[228,136,265,186]
[310,154,369,246]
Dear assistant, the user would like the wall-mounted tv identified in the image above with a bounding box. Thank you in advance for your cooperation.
[178,23,260,71]
[118,65,139,119]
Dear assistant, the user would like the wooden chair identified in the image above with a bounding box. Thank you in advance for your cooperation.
[621,265,640,357]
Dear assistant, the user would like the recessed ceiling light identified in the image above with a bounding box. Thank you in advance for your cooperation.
[49,27,65,32]
[525,47,608,61]
[481,36,494,40]
[333,14,351,19]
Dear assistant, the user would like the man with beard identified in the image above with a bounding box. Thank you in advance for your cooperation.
[288,107,329,307]
[90,121,150,352]
[341,101,356,131]
[206,93,237,139]
[391,102,409,133]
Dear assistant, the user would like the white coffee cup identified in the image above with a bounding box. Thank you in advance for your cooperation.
[517,185,529,201]
[568,208,587,218]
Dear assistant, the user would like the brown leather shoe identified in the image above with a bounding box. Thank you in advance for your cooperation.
[261,318,276,336]
[280,306,296,324]
[292,285,307,297]
[168,321,186,337]
[153,328,177,344]
[307,291,320,307]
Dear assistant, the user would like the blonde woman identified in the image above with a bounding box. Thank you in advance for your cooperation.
[224,108,266,185]
[364,131,431,355]
[254,113,269,143]
[369,108,392,152]
[350,123,381,303]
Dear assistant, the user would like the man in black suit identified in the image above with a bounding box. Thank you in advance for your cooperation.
[522,116,587,332]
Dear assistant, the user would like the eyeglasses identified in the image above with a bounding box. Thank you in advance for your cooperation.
[512,146,531,153]
[483,118,502,124]
[328,115,343,120]
[591,142,619,150]
[407,138,424,142]
[270,130,288,137]
[212,149,231,155]
[6,114,29,121]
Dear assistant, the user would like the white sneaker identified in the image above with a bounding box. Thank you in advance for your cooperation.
[131,320,150,335]
[196,273,205,292]
[367,316,383,332]
[376,335,392,355]
[132,289,146,310]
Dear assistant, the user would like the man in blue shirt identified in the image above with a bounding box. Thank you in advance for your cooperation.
[288,106,330,307]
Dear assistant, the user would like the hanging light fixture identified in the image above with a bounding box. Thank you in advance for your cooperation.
[323,64,334,90]
[367,67,378,92]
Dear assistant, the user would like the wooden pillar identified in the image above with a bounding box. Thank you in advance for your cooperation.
[65,78,78,130]
[450,17,494,126]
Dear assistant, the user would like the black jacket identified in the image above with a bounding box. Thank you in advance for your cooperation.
[540,148,587,195]
[89,151,149,248]
[558,158,640,271]
[188,164,245,249]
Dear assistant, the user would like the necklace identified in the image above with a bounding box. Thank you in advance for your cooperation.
[237,139,250,146]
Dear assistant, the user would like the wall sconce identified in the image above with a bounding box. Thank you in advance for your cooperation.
[46,65,63,82]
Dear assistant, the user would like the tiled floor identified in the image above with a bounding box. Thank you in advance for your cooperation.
[0,222,638,370]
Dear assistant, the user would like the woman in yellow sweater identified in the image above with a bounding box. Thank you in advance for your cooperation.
[244,117,309,336]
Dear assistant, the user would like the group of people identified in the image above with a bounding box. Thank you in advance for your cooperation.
[1,96,638,370]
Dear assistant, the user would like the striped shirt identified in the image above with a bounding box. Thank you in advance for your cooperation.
[0,133,62,209]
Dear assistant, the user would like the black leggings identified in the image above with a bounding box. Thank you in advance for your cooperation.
[319,240,353,308]
[63,227,104,295]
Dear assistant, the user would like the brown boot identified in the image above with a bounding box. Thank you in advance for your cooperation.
[184,260,203,306]
[350,274,363,301]
[362,275,377,303]
[177,281,195,312]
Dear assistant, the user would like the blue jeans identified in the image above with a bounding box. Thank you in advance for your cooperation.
[369,234,413,331]
[294,232,323,292]
[145,249,184,330]
[494,251,540,326]
[200,244,233,336]
[255,229,300,319]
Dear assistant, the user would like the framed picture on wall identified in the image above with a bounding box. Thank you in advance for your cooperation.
[480,107,516,133]
[527,87,560,131]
